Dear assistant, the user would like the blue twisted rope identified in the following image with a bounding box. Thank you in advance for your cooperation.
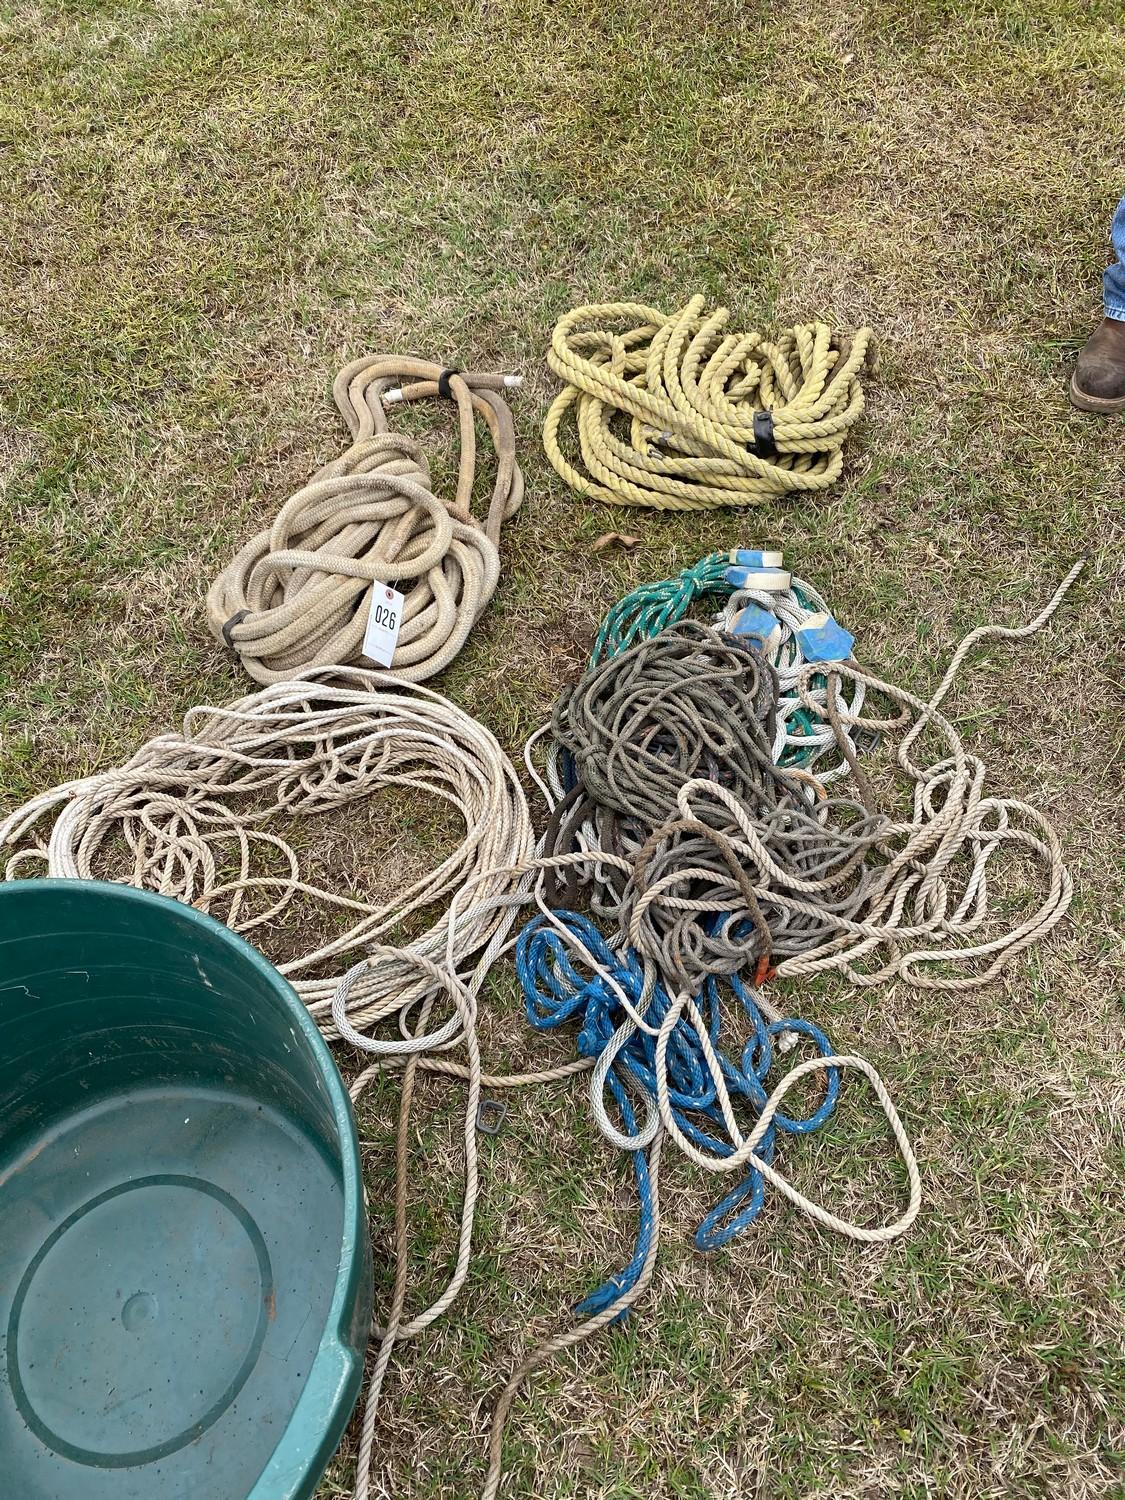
[516,909,840,1315]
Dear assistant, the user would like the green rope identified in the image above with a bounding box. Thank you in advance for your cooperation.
[590,552,730,666]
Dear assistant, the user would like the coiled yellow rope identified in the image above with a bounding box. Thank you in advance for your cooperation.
[543,296,874,510]
[207,357,523,684]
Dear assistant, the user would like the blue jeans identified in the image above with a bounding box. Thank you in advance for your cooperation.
[1107,196,1125,320]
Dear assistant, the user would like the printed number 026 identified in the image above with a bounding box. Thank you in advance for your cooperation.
[373,605,397,629]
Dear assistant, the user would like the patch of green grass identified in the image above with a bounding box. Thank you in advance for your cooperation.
[3,1,1124,1497]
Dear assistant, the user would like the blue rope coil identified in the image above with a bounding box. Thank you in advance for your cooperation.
[516,909,840,1315]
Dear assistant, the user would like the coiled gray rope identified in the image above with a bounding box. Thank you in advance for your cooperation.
[339,858,920,1500]
[207,356,523,684]
[543,620,886,989]
[541,564,1084,998]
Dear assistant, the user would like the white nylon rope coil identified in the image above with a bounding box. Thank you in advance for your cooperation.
[0,669,535,1038]
[206,357,524,685]
[713,572,869,780]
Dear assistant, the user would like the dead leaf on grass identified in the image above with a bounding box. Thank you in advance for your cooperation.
[591,532,642,553]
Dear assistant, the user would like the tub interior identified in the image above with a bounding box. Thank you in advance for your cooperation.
[0,883,349,1500]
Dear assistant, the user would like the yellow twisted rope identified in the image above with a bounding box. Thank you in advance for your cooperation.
[543,295,874,510]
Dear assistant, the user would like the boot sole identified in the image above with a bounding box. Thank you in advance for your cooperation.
[1069,373,1125,414]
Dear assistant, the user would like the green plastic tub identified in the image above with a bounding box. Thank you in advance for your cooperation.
[0,880,371,1500]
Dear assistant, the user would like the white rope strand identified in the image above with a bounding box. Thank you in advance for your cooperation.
[0,668,535,1040]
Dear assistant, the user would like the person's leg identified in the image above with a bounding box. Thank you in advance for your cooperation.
[1104,196,1125,320]
[1070,194,1125,413]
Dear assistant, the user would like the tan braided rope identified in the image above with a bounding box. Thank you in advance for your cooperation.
[207,357,523,684]
[543,296,874,510]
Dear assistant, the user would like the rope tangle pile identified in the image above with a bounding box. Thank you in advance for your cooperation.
[543,296,874,510]
[335,850,920,1500]
[589,548,870,778]
[541,563,1082,1000]
[207,356,523,684]
[470,560,1084,1495]
[1,362,1086,1500]
[0,668,535,1038]
[336,560,1093,1499]
[542,620,883,983]
[0,551,1085,1500]
[0,232,1086,1499]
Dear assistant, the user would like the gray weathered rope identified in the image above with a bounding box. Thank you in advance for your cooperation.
[544,620,889,989]
[543,565,1083,999]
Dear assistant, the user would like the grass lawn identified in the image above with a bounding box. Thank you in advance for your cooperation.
[2,1,1124,1496]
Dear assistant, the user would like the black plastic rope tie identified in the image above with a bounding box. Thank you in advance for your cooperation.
[222,609,249,650]
[752,410,777,459]
[476,1098,507,1136]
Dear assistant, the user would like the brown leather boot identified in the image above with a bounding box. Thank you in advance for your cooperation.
[1070,316,1125,412]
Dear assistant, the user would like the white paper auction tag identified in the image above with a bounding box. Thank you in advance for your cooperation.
[362,585,404,667]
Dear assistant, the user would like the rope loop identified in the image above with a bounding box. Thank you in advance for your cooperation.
[207,357,523,684]
[542,561,1085,997]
